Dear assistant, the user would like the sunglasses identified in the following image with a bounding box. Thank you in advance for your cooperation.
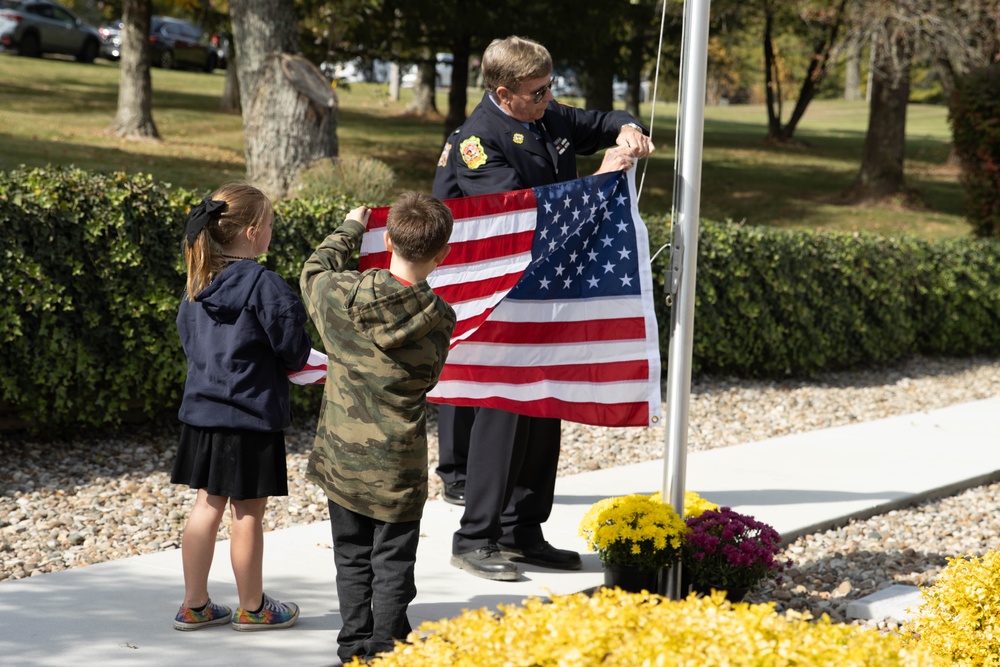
[525,78,554,104]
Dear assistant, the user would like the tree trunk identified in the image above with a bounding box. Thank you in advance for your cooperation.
[770,0,850,143]
[444,32,470,138]
[853,25,914,200]
[112,0,158,139]
[582,56,616,113]
[624,30,645,118]
[763,10,782,139]
[844,30,863,101]
[220,47,241,114]
[231,0,337,199]
[407,61,438,115]
[244,54,338,199]
[388,62,400,101]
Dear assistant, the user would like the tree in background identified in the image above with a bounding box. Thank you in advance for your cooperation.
[111,0,158,139]
[850,0,999,201]
[852,15,914,200]
[231,0,337,198]
[761,0,851,143]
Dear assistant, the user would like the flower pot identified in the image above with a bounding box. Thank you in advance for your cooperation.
[602,562,659,593]
[689,580,749,603]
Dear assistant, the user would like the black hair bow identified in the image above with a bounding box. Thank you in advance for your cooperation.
[184,198,228,245]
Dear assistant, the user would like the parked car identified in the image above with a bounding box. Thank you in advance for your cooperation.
[97,18,120,60]
[613,77,649,102]
[400,52,453,88]
[0,0,101,62]
[321,57,390,84]
[148,15,216,72]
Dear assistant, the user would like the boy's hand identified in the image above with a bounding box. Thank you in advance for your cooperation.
[347,206,371,225]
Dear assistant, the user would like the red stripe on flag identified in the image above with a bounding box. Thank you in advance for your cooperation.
[366,207,389,230]
[438,360,649,384]
[434,272,524,308]
[360,225,535,272]
[361,189,535,232]
[465,317,647,345]
[445,189,537,219]
[428,394,649,427]
[444,230,535,267]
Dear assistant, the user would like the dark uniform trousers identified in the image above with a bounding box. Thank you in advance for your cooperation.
[435,404,474,485]
[451,406,562,554]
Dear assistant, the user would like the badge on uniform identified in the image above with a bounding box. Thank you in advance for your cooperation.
[512,133,524,145]
[437,142,451,168]
[554,136,571,155]
[460,136,488,169]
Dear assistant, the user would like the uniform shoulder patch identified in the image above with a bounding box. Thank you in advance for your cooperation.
[437,142,452,168]
[459,136,488,169]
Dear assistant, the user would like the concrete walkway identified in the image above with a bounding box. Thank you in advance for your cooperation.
[2,396,998,666]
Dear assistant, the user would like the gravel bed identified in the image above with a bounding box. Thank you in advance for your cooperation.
[2,355,1000,631]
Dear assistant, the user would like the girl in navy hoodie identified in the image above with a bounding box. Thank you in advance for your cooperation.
[171,183,312,631]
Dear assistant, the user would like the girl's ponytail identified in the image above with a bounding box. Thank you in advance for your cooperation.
[181,184,272,301]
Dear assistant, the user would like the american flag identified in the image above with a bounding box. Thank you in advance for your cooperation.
[357,169,662,428]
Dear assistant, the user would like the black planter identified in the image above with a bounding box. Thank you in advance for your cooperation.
[601,562,659,593]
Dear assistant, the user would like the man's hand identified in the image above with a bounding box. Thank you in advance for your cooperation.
[615,124,655,159]
[595,147,636,175]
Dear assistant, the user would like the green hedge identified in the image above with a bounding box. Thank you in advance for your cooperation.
[2,166,999,431]
[0,167,185,430]
[644,217,1000,377]
[0,166,351,432]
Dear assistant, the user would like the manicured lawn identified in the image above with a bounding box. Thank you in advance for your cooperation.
[0,54,969,239]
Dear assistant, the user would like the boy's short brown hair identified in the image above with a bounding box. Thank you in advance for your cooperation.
[386,192,454,263]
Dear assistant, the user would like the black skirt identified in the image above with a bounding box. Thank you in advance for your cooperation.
[171,424,289,500]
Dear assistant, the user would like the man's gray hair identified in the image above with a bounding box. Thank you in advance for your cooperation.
[481,36,552,94]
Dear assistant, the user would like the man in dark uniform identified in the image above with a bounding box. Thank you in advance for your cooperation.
[432,35,654,581]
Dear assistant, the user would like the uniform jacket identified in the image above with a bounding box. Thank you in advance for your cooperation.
[433,91,637,198]
[177,259,312,432]
[300,219,457,523]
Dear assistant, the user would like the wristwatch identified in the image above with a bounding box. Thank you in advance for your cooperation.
[621,122,644,133]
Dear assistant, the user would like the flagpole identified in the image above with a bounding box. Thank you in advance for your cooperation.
[661,0,711,600]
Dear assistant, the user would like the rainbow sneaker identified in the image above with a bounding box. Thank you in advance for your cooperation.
[172,599,232,631]
[231,593,299,631]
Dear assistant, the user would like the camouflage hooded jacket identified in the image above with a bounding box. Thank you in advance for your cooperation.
[300,218,456,523]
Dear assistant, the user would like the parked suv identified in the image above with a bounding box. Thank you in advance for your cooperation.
[148,15,216,72]
[0,0,101,62]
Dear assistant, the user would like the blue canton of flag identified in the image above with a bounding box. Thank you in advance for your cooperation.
[508,172,641,301]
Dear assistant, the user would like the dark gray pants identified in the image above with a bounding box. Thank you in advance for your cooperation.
[327,500,419,664]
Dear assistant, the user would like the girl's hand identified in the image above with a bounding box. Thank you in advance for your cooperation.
[347,206,371,225]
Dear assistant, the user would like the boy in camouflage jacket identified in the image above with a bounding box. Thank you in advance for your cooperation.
[300,193,456,664]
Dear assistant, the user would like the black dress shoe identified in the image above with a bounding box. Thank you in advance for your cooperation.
[442,481,465,506]
[500,541,582,570]
[450,545,519,581]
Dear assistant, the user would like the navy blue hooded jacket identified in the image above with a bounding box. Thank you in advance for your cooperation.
[177,260,312,431]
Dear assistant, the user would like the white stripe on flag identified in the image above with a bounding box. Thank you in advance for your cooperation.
[443,339,646,367]
[484,296,646,323]
[430,378,651,403]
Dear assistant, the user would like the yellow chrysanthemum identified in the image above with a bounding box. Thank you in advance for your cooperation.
[579,493,689,571]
